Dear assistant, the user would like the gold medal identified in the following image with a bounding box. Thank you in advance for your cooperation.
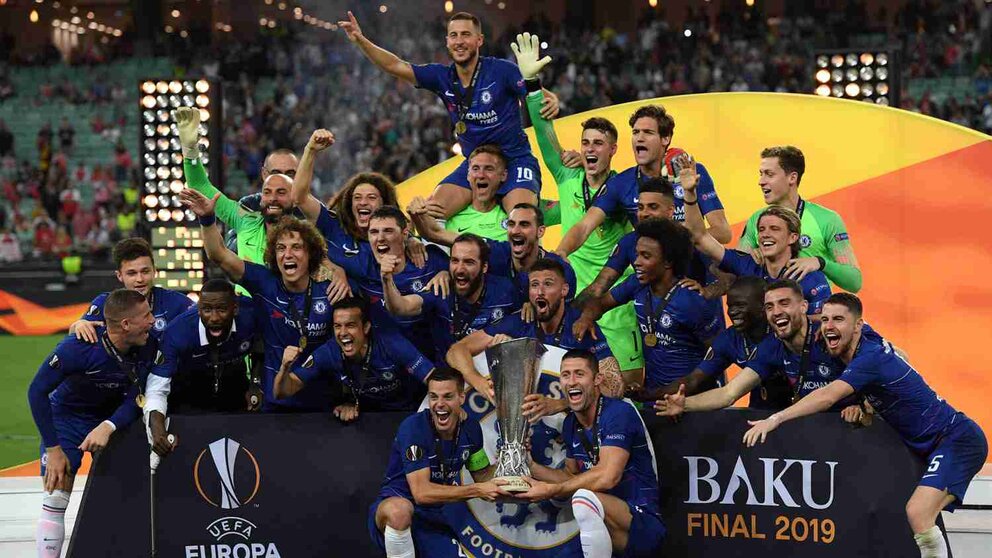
[454,120,467,136]
[644,333,657,348]
[299,336,307,350]
[136,393,146,409]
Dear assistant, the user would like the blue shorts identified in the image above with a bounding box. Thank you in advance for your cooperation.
[367,496,464,557]
[621,503,666,558]
[919,417,988,511]
[441,152,542,196]
[39,410,101,476]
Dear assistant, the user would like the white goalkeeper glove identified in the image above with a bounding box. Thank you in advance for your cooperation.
[172,107,202,160]
[510,32,552,81]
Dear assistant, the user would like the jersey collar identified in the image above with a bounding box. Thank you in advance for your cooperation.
[198,318,238,346]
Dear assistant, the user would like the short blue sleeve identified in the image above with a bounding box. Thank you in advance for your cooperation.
[800,272,832,314]
[484,313,525,338]
[608,274,641,305]
[744,336,785,380]
[589,325,614,361]
[467,418,485,456]
[389,332,435,382]
[562,414,577,460]
[592,178,625,217]
[605,234,635,273]
[294,342,340,385]
[599,401,636,451]
[497,59,527,97]
[719,249,762,277]
[839,353,881,392]
[690,296,724,342]
[695,163,724,216]
[412,63,447,93]
[397,416,433,474]
[151,322,184,379]
[28,338,85,447]
[81,293,108,322]
[696,330,736,377]
[238,261,271,295]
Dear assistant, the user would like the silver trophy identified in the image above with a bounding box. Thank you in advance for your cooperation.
[487,337,544,492]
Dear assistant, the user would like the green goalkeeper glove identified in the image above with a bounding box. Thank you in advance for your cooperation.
[172,107,202,160]
[510,32,552,81]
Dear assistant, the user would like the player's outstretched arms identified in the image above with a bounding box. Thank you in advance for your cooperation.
[681,163,726,263]
[180,188,246,281]
[337,11,415,85]
[743,379,855,447]
[292,129,335,220]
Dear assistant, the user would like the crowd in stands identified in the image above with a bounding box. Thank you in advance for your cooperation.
[0,0,990,264]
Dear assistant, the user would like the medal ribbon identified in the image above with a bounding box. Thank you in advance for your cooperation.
[573,395,604,466]
[450,58,482,135]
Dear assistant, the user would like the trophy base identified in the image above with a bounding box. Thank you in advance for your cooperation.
[495,475,531,493]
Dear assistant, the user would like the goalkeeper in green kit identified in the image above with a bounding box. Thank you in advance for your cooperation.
[512,33,643,372]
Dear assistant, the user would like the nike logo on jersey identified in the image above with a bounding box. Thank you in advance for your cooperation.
[85,369,102,375]
[457,227,470,232]
[921,474,938,479]
[192,352,207,358]
[276,297,289,304]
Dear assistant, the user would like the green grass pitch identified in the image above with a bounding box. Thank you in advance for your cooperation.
[0,334,61,470]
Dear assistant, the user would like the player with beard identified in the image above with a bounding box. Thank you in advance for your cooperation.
[182,188,339,412]
[446,258,621,407]
[338,11,559,219]
[142,279,259,451]
[29,290,157,558]
[408,144,509,242]
[291,129,430,269]
[681,164,831,315]
[367,367,506,558]
[330,206,449,360]
[381,233,522,358]
[224,148,302,251]
[273,297,435,417]
[743,294,987,558]
[738,146,862,292]
[555,105,730,259]
[575,219,724,397]
[68,237,193,343]
[655,280,881,420]
[516,349,665,558]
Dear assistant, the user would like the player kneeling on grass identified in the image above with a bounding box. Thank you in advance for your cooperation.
[742,293,988,558]
[369,367,508,558]
[28,289,158,558]
[516,349,664,558]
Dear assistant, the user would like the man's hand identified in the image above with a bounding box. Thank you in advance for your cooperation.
[743,415,781,447]
[560,150,583,169]
[540,89,560,119]
[677,278,703,295]
[246,383,263,411]
[571,315,598,341]
[79,421,114,452]
[521,394,566,424]
[474,478,511,502]
[515,476,555,502]
[43,446,72,493]
[380,254,402,279]
[783,257,822,281]
[406,238,427,268]
[150,426,177,457]
[179,188,220,217]
[466,372,495,404]
[281,345,300,368]
[423,270,450,297]
[654,384,686,417]
[677,154,699,195]
[70,319,102,343]
[407,196,428,216]
[510,33,552,80]
[337,11,365,43]
[520,302,535,323]
[840,405,864,424]
[749,247,765,266]
[323,263,352,304]
[305,129,335,153]
[172,107,202,159]
[333,403,360,422]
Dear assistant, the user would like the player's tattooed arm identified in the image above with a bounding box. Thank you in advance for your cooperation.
[598,357,624,398]
[576,266,620,308]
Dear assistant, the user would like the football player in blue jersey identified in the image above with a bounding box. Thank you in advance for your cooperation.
[381,233,522,358]
[273,297,435,418]
[655,280,877,421]
[556,105,731,259]
[28,289,156,558]
[415,200,577,300]
[447,258,622,406]
[744,293,988,558]
[368,367,508,558]
[68,237,193,343]
[143,279,260,454]
[182,188,340,412]
[517,349,665,558]
[575,218,724,397]
[337,11,559,219]
[681,164,831,315]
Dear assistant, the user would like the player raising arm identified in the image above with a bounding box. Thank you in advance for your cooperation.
[743,294,987,558]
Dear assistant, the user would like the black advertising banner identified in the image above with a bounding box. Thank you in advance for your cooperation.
[68,409,940,557]
[649,409,937,557]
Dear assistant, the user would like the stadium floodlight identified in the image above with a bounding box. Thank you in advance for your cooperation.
[812,48,899,106]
